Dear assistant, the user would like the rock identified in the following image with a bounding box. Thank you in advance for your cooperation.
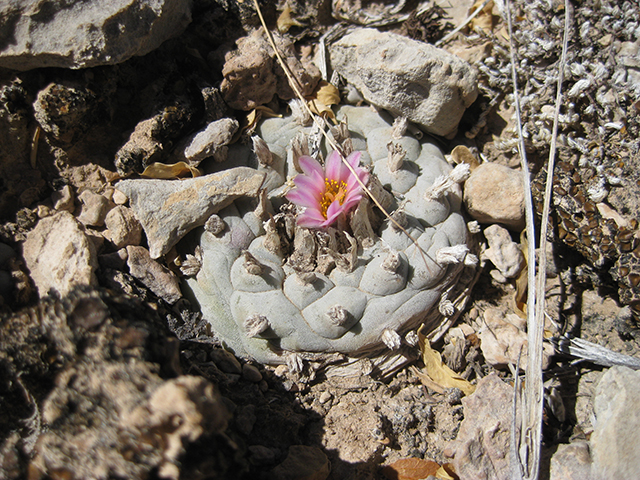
[463,163,525,230]
[242,363,263,383]
[51,185,75,212]
[482,224,525,280]
[210,348,242,375]
[220,29,321,111]
[104,205,143,249]
[99,248,129,271]
[183,118,239,165]
[0,0,192,71]
[22,211,97,297]
[591,366,640,479]
[270,445,330,480]
[248,445,278,465]
[235,404,257,436]
[116,167,265,258]
[77,190,113,227]
[33,82,99,144]
[447,374,514,480]
[479,308,552,370]
[329,28,478,137]
[549,441,593,480]
[126,246,181,304]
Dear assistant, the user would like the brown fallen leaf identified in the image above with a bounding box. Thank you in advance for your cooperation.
[141,161,201,179]
[243,106,282,134]
[382,458,440,480]
[277,4,304,33]
[306,80,340,122]
[416,325,475,396]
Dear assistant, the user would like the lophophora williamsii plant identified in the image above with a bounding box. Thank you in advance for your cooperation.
[185,105,478,376]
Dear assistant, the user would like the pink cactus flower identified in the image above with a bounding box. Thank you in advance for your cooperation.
[286,150,369,228]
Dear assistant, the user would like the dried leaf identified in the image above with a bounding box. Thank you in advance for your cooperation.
[277,4,303,33]
[141,161,201,179]
[307,80,340,122]
[469,0,495,34]
[417,326,475,396]
[244,106,282,134]
[436,463,458,480]
[382,458,440,480]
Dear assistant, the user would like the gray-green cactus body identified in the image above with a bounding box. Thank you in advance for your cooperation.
[186,106,476,365]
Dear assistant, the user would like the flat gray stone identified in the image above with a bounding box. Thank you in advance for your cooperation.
[591,365,640,479]
[116,167,265,258]
[0,0,192,71]
[329,28,478,137]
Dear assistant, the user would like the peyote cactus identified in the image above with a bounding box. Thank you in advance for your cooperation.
[185,106,478,374]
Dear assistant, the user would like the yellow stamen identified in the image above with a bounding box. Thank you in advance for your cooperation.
[320,178,348,218]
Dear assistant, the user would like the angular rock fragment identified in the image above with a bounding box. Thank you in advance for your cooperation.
[329,28,478,137]
[0,0,192,70]
[126,246,182,304]
[22,211,98,297]
[116,167,265,258]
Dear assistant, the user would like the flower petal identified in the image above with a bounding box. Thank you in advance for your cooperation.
[325,150,345,182]
[347,151,362,170]
[298,155,325,178]
[286,188,320,209]
[323,199,345,226]
[293,174,325,197]
[346,168,368,192]
[297,209,326,228]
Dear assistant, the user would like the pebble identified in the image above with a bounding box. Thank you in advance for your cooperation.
[319,391,332,405]
[591,365,640,478]
[77,190,113,227]
[235,404,257,436]
[329,28,478,138]
[104,205,142,249]
[22,211,97,297]
[126,246,181,304]
[242,363,263,383]
[210,348,242,375]
[98,248,128,271]
[248,445,278,465]
[463,162,525,230]
[51,185,75,212]
[270,445,330,480]
[183,118,239,165]
[482,224,525,280]
[0,0,192,70]
[116,167,265,258]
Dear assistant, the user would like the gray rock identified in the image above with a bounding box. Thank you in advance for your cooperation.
[549,441,593,480]
[116,167,266,258]
[126,245,181,304]
[448,374,514,480]
[184,118,239,165]
[463,162,525,230]
[329,28,478,137]
[591,366,640,479]
[22,211,97,297]
[0,0,192,71]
